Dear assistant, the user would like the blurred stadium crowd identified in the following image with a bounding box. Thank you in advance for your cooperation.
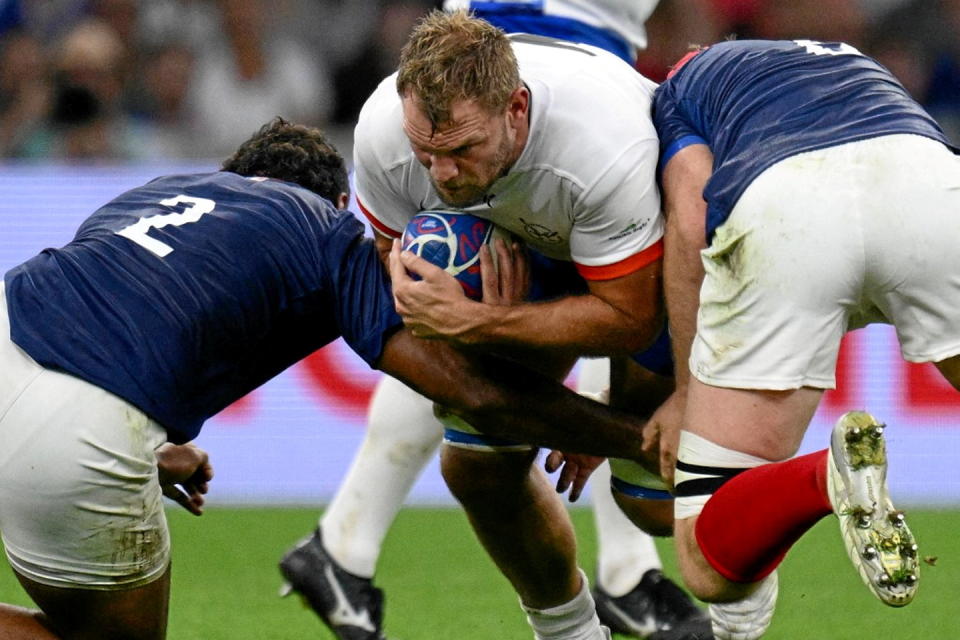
[0,0,958,163]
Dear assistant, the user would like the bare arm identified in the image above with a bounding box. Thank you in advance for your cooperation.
[662,144,712,392]
[391,241,664,357]
[660,143,712,482]
[376,328,651,462]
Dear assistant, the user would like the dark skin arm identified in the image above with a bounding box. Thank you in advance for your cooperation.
[376,235,656,488]
[376,327,653,462]
[156,442,213,516]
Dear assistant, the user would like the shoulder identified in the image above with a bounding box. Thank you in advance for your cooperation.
[516,40,657,119]
[354,73,411,170]
[519,49,658,183]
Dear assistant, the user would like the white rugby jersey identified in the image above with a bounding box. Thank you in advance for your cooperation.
[442,0,658,53]
[354,36,662,281]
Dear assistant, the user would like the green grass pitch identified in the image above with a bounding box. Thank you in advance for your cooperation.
[1,507,956,638]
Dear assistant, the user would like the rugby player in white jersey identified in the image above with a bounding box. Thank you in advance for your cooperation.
[280,10,705,640]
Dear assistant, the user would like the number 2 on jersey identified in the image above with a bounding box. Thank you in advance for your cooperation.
[116,195,215,257]
[794,39,862,57]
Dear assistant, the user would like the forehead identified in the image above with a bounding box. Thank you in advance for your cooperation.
[401,96,498,151]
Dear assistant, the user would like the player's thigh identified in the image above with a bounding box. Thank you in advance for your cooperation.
[0,362,170,634]
[15,567,171,640]
[684,380,823,462]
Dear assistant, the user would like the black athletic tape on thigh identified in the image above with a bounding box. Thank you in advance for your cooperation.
[675,460,749,478]
[673,461,749,498]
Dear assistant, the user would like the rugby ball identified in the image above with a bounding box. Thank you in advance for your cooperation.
[401,211,505,300]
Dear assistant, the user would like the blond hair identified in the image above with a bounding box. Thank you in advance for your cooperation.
[396,9,521,128]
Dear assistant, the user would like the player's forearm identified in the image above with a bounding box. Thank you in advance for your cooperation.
[462,376,650,461]
[454,294,663,357]
[380,330,649,460]
[448,352,652,460]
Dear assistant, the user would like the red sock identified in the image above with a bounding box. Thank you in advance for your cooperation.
[695,449,832,583]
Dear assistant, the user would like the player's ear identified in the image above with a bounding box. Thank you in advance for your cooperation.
[335,192,349,210]
[505,86,529,124]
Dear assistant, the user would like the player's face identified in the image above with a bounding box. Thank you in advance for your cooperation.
[402,90,528,208]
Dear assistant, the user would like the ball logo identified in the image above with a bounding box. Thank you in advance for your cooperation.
[401,211,496,300]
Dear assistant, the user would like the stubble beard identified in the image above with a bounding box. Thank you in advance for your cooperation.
[433,130,514,208]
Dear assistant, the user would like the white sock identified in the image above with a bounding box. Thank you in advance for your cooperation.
[577,358,662,597]
[709,571,778,640]
[591,461,662,596]
[522,570,608,640]
[320,375,442,577]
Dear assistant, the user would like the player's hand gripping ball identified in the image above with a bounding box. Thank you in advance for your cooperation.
[401,211,505,300]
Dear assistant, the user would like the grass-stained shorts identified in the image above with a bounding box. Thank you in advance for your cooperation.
[692,135,960,390]
[0,283,170,590]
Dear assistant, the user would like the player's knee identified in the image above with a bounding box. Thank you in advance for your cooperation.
[439,444,536,507]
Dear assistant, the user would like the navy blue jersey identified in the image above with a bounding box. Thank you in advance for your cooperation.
[653,39,956,242]
[4,172,402,443]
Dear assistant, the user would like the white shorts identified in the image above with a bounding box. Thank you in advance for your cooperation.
[692,134,960,390]
[0,283,170,590]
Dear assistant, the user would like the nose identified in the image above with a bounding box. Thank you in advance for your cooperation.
[429,155,459,183]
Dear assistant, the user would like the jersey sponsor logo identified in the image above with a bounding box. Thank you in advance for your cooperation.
[606,219,650,241]
[517,217,562,244]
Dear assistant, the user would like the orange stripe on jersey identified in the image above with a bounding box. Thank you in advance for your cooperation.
[357,198,401,238]
[575,240,663,281]
[667,47,707,79]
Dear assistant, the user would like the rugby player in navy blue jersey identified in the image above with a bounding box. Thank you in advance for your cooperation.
[649,39,960,639]
[0,118,658,640]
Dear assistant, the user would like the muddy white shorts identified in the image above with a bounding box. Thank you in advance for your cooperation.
[0,283,170,590]
[691,134,960,390]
